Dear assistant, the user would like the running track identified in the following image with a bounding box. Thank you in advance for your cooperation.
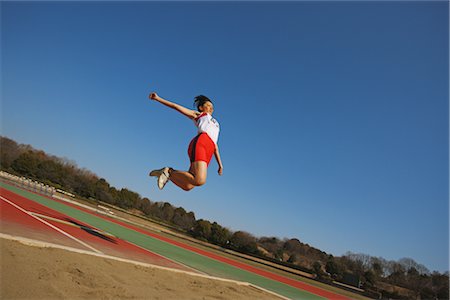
[0,182,356,300]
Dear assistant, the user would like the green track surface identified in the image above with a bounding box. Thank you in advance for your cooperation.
[1,182,327,300]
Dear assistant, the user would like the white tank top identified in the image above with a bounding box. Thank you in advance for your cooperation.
[194,113,220,145]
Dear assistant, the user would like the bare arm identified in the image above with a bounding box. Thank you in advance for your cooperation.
[149,92,200,120]
[214,145,223,176]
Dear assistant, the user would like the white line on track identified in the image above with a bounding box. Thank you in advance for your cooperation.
[121,238,208,275]
[0,195,103,254]
[28,211,116,237]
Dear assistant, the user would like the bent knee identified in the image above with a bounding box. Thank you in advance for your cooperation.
[182,184,195,191]
[193,177,206,186]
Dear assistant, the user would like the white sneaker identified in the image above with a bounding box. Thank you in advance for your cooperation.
[149,167,170,190]
[149,168,164,177]
[157,167,170,190]
[158,167,170,190]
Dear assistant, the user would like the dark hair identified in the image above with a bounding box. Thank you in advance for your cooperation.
[193,95,213,111]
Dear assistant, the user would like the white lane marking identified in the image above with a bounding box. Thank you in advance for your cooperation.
[121,238,208,275]
[0,195,103,254]
[27,210,198,273]
[28,211,116,237]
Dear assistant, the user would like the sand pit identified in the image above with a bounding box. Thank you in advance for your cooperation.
[1,237,282,300]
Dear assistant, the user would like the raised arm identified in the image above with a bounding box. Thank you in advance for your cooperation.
[149,92,200,120]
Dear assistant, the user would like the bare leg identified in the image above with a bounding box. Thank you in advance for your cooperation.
[169,161,208,191]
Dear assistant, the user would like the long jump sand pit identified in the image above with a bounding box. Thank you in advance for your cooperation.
[1,236,282,300]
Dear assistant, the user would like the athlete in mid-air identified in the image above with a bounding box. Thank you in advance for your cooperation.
[148,92,223,191]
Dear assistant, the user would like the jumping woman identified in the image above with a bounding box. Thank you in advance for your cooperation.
[148,92,223,191]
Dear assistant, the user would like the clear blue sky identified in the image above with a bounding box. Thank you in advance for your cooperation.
[2,1,448,273]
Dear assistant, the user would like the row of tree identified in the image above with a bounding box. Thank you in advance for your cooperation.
[334,253,449,299]
[1,136,448,299]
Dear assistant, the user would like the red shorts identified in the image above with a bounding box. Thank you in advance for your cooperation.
[188,133,216,166]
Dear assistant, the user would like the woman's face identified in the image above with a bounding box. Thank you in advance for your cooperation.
[200,101,214,114]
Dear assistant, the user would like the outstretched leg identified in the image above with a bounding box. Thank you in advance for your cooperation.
[169,161,207,191]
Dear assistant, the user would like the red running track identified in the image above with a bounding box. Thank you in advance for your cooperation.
[0,188,195,272]
[1,186,353,300]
